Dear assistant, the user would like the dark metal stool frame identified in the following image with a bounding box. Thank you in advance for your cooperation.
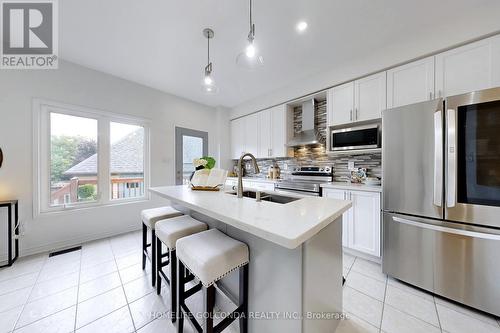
[155,237,181,323]
[177,260,249,333]
[0,200,19,268]
[142,223,157,286]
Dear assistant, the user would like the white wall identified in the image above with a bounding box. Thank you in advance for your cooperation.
[231,9,500,118]
[0,60,229,260]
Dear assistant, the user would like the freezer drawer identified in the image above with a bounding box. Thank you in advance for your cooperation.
[382,212,434,292]
[383,212,500,317]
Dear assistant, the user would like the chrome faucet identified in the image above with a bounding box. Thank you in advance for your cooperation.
[237,152,260,198]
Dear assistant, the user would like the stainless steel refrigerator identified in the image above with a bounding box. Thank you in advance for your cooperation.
[382,87,500,316]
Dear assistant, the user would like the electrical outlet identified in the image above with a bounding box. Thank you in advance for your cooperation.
[348,161,355,171]
[283,163,288,170]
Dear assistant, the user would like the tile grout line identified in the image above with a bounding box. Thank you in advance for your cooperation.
[72,248,83,332]
[378,276,388,333]
[433,296,444,333]
[10,254,49,332]
[110,237,138,333]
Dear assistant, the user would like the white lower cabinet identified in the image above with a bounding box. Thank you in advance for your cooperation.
[323,188,381,257]
[323,189,350,247]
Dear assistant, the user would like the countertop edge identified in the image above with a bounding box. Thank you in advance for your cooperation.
[149,186,351,249]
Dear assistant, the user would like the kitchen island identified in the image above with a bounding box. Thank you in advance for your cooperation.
[150,185,351,333]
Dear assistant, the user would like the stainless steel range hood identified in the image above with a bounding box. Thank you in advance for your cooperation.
[287,99,321,147]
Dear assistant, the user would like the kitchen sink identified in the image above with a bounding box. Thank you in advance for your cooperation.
[227,190,300,204]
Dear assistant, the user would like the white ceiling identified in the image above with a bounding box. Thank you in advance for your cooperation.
[60,0,500,108]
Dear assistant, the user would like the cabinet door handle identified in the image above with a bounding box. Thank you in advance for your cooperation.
[355,108,358,120]
[350,110,353,121]
[269,148,272,157]
[430,92,433,100]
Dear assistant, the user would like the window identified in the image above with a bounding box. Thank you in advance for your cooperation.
[50,113,98,206]
[34,100,150,214]
[110,122,145,200]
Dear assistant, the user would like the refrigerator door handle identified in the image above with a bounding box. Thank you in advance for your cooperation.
[447,108,457,207]
[433,110,443,207]
[392,216,500,241]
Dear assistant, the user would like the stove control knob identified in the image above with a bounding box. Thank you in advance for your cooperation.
[319,168,324,172]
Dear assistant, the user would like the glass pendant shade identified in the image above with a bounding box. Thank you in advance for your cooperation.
[201,28,218,94]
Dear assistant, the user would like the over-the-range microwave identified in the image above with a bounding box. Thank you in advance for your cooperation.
[329,122,381,152]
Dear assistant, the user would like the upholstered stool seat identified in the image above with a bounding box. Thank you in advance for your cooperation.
[141,206,183,287]
[141,206,182,229]
[176,229,249,287]
[155,215,207,324]
[156,216,207,250]
[176,229,249,332]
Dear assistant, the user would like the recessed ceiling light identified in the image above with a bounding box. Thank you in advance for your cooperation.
[296,21,308,32]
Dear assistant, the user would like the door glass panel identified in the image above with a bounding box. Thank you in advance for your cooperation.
[457,100,500,207]
[182,135,204,184]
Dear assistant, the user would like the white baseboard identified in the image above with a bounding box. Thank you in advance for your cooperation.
[2,224,142,261]
[343,247,381,264]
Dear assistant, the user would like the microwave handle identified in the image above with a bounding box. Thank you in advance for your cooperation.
[433,110,443,207]
[447,109,457,207]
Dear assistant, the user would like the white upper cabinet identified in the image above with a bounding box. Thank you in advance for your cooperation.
[354,72,387,122]
[328,72,386,126]
[270,104,288,158]
[231,104,289,159]
[230,117,245,159]
[436,35,500,98]
[244,113,259,156]
[258,109,272,158]
[328,82,355,126]
[387,57,435,108]
[348,190,381,257]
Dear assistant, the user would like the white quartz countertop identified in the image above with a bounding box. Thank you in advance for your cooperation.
[150,185,351,249]
[321,182,382,193]
[226,177,278,183]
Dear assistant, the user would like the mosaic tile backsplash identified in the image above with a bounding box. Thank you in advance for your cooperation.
[234,98,382,182]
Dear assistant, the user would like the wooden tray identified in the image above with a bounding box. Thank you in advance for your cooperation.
[190,185,222,191]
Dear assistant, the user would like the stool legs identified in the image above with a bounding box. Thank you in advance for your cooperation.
[177,261,249,333]
[156,237,162,294]
[177,260,185,333]
[239,265,249,333]
[142,224,147,270]
[205,286,216,333]
[151,229,156,287]
[170,250,177,323]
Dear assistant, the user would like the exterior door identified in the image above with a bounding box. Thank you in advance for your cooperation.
[175,127,208,185]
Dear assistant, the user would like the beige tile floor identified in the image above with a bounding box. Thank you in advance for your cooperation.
[0,231,499,333]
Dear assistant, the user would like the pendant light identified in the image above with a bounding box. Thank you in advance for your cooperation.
[202,28,218,94]
[236,0,264,69]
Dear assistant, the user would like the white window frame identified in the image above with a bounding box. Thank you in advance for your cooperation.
[33,99,151,216]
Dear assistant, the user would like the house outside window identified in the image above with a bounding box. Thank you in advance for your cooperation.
[33,100,150,215]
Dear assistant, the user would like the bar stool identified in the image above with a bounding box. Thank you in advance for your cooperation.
[141,207,183,286]
[176,229,249,333]
[155,215,207,323]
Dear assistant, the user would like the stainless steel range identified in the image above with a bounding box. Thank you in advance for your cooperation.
[275,166,333,196]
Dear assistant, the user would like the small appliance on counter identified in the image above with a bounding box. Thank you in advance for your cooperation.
[267,164,281,180]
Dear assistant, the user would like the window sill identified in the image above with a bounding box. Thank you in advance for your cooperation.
[37,197,150,217]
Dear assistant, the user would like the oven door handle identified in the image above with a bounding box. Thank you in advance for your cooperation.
[393,216,500,241]
[446,108,457,208]
[433,110,443,207]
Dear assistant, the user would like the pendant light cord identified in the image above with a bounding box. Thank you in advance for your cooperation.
[249,0,253,31]
[207,35,210,66]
